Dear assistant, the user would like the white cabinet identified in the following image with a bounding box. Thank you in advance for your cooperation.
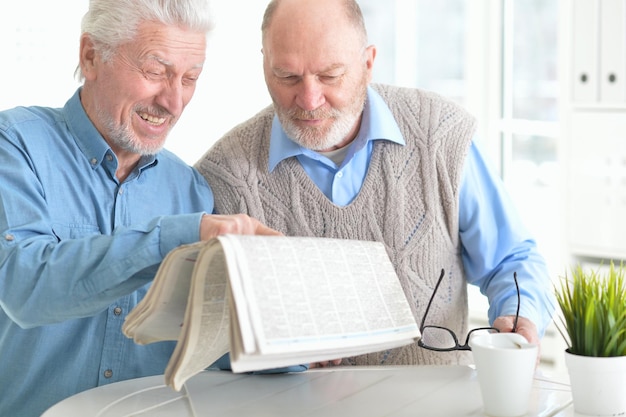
[566,0,626,260]
[568,111,626,258]
[571,0,626,104]
[600,0,626,102]
[572,0,599,102]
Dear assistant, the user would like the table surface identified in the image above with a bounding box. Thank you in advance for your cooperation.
[42,365,574,417]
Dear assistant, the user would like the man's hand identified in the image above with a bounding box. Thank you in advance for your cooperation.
[309,359,343,368]
[493,315,541,366]
[200,214,282,240]
[492,315,539,346]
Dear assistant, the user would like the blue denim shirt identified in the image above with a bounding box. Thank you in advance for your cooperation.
[269,87,555,337]
[0,89,217,417]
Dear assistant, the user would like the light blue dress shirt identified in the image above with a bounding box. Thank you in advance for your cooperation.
[269,87,555,338]
[0,89,215,417]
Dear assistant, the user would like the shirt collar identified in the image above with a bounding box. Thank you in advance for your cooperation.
[63,88,158,171]
[268,85,405,172]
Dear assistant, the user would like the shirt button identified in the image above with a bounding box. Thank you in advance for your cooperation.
[90,158,98,165]
[106,154,113,162]
[113,307,123,316]
[336,171,344,178]
[104,369,113,378]
[4,234,15,242]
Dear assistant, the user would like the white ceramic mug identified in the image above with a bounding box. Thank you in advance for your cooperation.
[469,332,538,417]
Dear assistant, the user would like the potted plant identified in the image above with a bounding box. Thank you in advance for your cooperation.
[554,262,626,416]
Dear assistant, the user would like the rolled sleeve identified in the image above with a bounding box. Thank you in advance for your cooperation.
[158,212,205,256]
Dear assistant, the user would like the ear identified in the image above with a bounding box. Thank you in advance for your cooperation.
[364,44,377,83]
[79,34,98,81]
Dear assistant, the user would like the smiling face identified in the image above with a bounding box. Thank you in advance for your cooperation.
[262,0,376,152]
[79,21,206,157]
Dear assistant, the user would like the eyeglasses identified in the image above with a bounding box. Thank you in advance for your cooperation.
[418,269,520,352]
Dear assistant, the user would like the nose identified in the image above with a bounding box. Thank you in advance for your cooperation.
[296,77,325,111]
[156,79,186,118]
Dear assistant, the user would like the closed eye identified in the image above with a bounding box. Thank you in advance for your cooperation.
[183,76,199,86]
[319,74,342,84]
[143,69,167,80]
[276,75,300,85]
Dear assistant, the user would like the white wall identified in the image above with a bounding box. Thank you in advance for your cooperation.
[0,2,86,109]
[169,1,271,164]
[0,1,270,165]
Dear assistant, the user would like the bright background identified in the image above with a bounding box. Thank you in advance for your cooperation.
[2,0,572,371]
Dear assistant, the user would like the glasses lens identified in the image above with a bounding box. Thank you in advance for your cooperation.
[466,327,498,343]
[420,327,458,349]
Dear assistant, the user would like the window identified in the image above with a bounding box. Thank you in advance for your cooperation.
[501,0,561,276]
[359,0,562,278]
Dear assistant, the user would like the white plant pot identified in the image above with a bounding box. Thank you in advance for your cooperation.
[565,350,626,416]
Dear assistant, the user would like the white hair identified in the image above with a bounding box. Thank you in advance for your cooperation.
[75,0,214,80]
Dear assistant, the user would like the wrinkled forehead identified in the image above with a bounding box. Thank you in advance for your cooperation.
[122,21,207,67]
[263,17,363,68]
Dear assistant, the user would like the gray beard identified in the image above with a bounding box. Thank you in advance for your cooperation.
[277,100,366,151]
[97,108,165,156]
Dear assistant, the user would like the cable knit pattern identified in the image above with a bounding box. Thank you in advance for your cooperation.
[196,84,477,366]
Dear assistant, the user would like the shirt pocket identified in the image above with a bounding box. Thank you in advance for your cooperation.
[51,223,102,240]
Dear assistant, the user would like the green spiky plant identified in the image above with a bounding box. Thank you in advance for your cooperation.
[554,262,626,357]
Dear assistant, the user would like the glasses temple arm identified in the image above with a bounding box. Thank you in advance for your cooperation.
[512,271,520,333]
[419,268,446,330]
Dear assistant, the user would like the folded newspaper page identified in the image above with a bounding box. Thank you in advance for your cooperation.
[124,235,420,391]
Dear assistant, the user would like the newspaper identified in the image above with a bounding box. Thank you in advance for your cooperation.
[123,235,420,391]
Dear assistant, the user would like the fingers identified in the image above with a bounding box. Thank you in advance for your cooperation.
[309,359,343,368]
[492,315,518,334]
[493,316,539,346]
[200,214,282,241]
[254,222,284,236]
[493,315,542,367]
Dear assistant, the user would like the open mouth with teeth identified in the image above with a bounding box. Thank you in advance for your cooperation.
[139,112,166,126]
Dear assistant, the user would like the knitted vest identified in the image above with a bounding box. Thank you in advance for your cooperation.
[196,84,477,366]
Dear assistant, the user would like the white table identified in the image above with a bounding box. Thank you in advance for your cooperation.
[42,366,573,417]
